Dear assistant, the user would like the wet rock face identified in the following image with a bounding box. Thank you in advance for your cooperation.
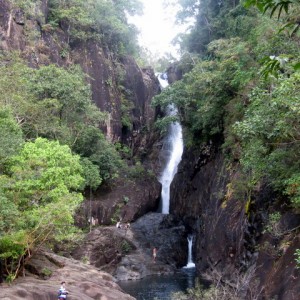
[170,144,300,299]
[170,147,245,274]
[130,213,188,268]
[77,175,161,227]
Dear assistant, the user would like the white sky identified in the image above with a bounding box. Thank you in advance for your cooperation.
[128,0,190,58]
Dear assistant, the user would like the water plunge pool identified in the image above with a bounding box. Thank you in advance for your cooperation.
[119,268,196,300]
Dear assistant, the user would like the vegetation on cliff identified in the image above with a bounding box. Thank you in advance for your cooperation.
[154,0,300,209]
[0,0,145,282]
[153,0,300,293]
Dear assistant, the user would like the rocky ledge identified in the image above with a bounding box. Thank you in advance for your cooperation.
[72,212,189,281]
[0,251,134,300]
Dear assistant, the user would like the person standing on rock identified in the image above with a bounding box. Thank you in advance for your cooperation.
[152,247,157,262]
[58,281,69,300]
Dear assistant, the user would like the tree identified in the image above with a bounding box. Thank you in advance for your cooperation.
[234,72,300,208]
[0,109,24,168]
[0,138,84,281]
[48,0,142,54]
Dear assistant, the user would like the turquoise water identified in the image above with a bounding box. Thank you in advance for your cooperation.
[119,268,196,300]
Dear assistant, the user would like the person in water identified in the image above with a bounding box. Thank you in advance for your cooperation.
[58,281,69,300]
[152,247,157,262]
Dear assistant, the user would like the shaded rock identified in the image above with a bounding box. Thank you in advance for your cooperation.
[130,213,188,268]
[72,214,187,282]
[71,227,136,274]
[77,175,161,227]
[13,9,24,25]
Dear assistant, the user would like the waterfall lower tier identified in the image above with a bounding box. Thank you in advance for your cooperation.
[184,236,195,269]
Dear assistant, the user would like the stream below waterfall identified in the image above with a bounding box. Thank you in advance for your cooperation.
[119,268,196,300]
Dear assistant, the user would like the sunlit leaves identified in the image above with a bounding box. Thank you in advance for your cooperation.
[6,138,84,207]
[261,56,288,79]
[0,137,85,280]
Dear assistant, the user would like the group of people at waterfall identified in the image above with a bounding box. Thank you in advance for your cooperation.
[116,221,131,235]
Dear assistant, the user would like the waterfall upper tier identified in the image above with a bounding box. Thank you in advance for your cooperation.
[157,74,184,214]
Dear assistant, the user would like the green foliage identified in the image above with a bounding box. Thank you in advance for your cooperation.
[243,0,300,78]
[0,54,123,185]
[127,161,146,178]
[5,137,83,207]
[11,0,43,17]
[120,97,134,130]
[0,193,20,234]
[171,280,240,300]
[80,158,102,190]
[243,0,298,19]
[121,240,132,254]
[234,72,300,208]
[0,57,106,146]
[123,196,129,204]
[48,0,142,54]
[170,0,300,211]
[41,267,52,278]
[0,138,84,281]
[110,203,123,224]
[154,115,179,134]
[114,142,132,159]
[0,109,24,166]
[0,231,27,282]
[264,212,282,237]
[89,138,124,181]
[153,38,255,145]
[295,249,300,268]
[285,174,300,209]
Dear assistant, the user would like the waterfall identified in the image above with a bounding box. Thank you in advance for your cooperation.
[184,236,195,268]
[157,73,183,214]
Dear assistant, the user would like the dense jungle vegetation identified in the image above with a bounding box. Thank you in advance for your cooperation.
[154,0,300,209]
[0,0,143,282]
[153,0,300,286]
[0,0,299,286]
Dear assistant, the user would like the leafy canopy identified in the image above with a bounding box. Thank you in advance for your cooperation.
[0,138,84,280]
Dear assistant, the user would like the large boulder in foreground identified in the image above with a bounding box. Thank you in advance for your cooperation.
[0,251,134,300]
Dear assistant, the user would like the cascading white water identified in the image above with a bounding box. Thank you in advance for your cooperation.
[157,74,183,214]
[184,236,196,268]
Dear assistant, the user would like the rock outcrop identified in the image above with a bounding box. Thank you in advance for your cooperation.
[170,144,300,299]
[78,175,161,226]
[0,251,134,300]
[72,213,188,281]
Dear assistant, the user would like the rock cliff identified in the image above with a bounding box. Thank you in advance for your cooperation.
[0,0,160,144]
[170,144,300,299]
[0,0,162,225]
